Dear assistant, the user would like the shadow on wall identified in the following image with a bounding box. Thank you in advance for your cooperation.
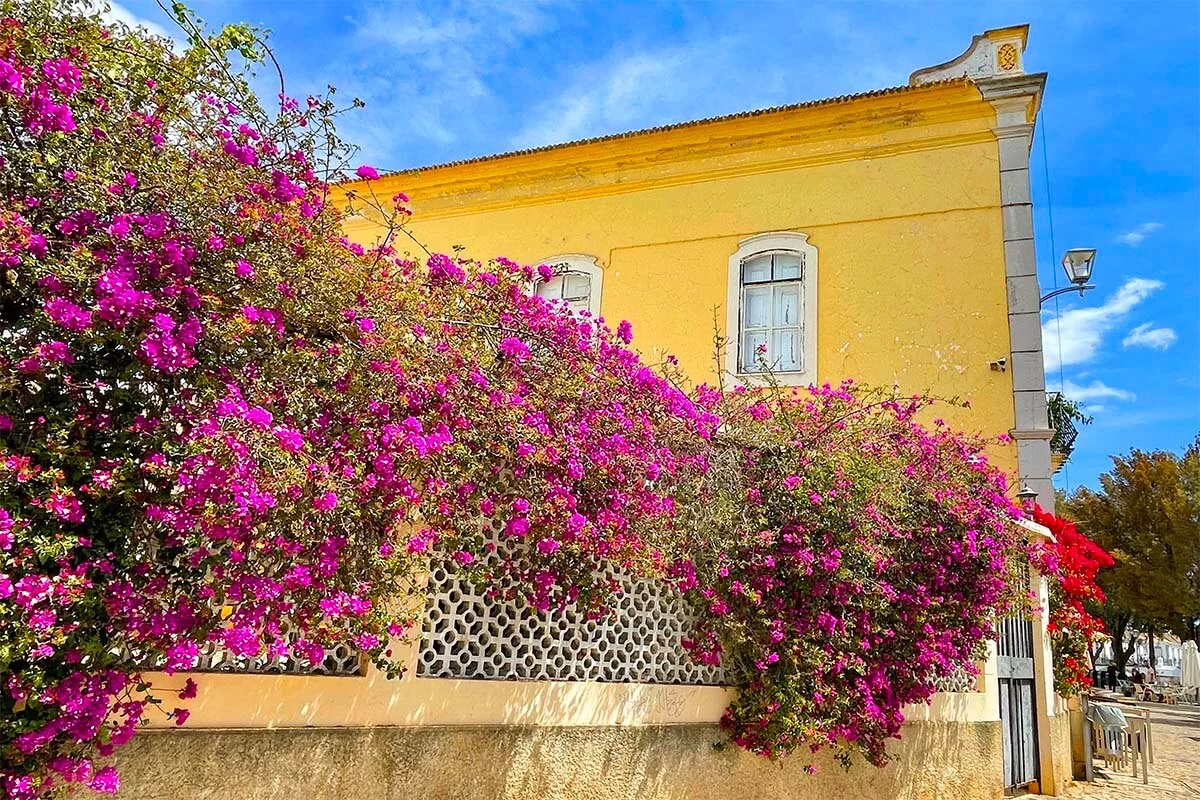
[140,636,992,729]
[112,719,1003,800]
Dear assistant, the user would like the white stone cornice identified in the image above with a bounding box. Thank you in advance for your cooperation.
[981,74,1047,128]
[1015,516,1055,542]
[1009,428,1056,441]
[994,123,1034,139]
[977,73,1048,102]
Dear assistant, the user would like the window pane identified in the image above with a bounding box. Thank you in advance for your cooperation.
[742,255,771,283]
[773,284,799,326]
[536,276,564,300]
[563,273,591,302]
[743,286,771,328]
[742,331,768,372]
[774,253,803,280]
[773,329,799,372]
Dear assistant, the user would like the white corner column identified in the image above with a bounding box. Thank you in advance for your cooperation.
[983,76,1055,514]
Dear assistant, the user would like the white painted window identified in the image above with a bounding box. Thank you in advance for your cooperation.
[533,254,603,317]
[726,233,817,385]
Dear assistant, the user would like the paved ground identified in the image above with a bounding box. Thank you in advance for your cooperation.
[1064,701,1200,799]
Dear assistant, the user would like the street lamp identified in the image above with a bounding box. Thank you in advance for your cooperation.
[1040,248,1097,305]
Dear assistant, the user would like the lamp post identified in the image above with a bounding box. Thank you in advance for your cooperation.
[1040,248,1097,305]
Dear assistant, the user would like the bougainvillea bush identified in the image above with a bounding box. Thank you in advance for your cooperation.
[675,382,1030,766]
[1031,505,1113,697]
[0,1,1033,796]
[0,2,714,796]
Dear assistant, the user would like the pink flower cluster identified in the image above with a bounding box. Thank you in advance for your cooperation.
[0,9,721,793]
[674,382,1027,767]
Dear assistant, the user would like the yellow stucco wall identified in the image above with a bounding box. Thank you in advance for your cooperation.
[114,722,1004,800]
[342,81,1017,473]
[131,81,1019,743]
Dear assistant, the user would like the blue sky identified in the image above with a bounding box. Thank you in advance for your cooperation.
[111,0,1200,492]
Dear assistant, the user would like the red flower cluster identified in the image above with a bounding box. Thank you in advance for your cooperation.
[1032,505,1114,696]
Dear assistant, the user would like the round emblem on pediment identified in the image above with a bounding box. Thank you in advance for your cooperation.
[997,43,1019,71]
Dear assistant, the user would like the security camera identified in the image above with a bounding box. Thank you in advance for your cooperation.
[989,357,1007,372]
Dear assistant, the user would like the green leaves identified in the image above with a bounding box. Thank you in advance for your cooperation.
[213,24,260,61]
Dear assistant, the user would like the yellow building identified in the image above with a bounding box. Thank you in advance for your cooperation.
[115,26,1074,800]
[342,34,1058,506]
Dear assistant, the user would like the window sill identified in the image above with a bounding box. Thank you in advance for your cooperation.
[731,371,816,389]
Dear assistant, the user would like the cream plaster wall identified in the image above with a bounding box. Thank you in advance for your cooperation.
[1049,706,1074,795]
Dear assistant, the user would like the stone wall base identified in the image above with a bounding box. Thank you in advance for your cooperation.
[114,721,1003,800]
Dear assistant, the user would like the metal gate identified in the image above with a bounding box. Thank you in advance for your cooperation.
[998,609,1039,791]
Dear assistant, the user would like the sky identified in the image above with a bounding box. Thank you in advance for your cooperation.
[110,0,1200,493]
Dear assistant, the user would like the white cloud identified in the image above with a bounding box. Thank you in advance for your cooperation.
[87,1,174,41]
[510,47,712,149]
[332,0,562,166]
[508,5,922,153]
[1122,322,1177,350]
[1042,278,1164,371]
[1061,379,1135,403]
[1115,222,1163,246]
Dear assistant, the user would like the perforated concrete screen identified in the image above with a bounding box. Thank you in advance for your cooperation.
[120,601,363,676]
[182,638,362,675]
[417,545,727,685]
[936,667,982,693]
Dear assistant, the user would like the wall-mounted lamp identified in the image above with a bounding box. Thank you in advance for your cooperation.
[1040,248,1097,305]
[1015,482,1038,504]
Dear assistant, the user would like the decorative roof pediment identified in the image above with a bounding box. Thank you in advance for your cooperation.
[910,25,1029,86]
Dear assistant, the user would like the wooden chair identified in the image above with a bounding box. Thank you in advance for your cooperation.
[1159,685,1184,705]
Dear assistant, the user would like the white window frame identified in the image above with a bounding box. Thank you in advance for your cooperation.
[533,254,604,317]
[725,232,817,387]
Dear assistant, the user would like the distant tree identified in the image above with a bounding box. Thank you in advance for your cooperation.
[1180,437,1200,644]
[1065,437,1200,675]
